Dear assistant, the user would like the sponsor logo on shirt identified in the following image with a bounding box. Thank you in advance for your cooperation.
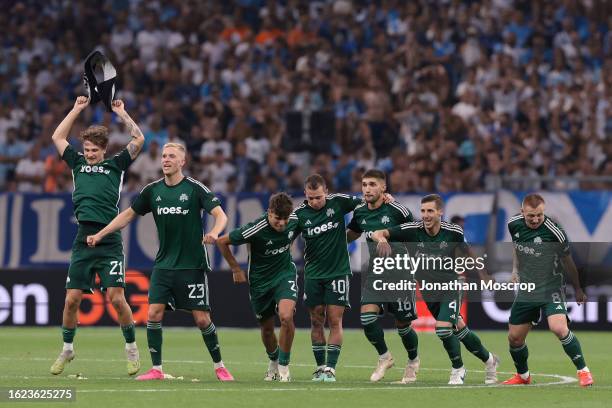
[156,206,190,215]
[264,243,291,256]
[306,221,340,236]
[156,196,162,202]
[79,165,110,175]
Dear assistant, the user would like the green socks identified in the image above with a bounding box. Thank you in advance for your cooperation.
[121,323,136,344]
[279,349,291,366]
[267,346,279,361]
[509,343,529,374]
[312,342,326,366]
[326,344,341,369]
[398,325,418,360]
[560,331,586,370]
[62,326,76,344]
[147,321,162,366]
[361,312,388,355]
[436,327,463,368]
[455,326,489,362]
[201,323,222,363]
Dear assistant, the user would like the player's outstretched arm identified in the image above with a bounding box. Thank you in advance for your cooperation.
[346,229,362,243]
[87,207,137,247]
[51,96,89,156]
[111,100,145,159]
[371,229,392,257]
[216,235,247,284]
[203,206,228,244]
[561,254,587,305]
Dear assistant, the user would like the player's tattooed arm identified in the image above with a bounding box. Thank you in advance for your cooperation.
[52,96,89,156]
[111,100,145,159]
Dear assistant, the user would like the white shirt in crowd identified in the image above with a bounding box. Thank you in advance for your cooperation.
[15,157,45,192]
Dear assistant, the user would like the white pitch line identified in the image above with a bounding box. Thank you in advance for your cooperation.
[0,359,577,388]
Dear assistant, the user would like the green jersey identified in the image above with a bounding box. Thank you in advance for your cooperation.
[229,213,299,291]
[295,193,363,279]
[388,221,466,281]
[62,145,133,225]
[347,201,414,241]
[508,214,569,292]
[131,176,221,270]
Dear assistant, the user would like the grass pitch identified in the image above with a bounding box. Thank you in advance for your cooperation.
[1,327,610,408]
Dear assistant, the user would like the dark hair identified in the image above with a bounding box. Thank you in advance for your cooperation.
[304,173,326,190]
[80,125,109,149]
[421,194,444,209]
[522,193,545,208]
[362,169,386,182]
[269,192,294,219]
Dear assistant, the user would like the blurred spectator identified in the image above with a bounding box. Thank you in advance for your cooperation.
[130,140,162,185]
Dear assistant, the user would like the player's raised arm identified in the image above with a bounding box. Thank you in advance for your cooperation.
[561,254,587,305]
[87,207,137,247]
[203,206,228,244]
[216,235,247,283]
[111,100,145,159]
[51,96,89,156]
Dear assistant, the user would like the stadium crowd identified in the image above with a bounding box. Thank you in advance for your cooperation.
[0,0,610,194]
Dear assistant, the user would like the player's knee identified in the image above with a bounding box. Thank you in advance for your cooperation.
[148,309,163,322]
[550,325,569,339]
[507,333,524,347]
[278,312,294,327]
[64,295,81,311]
[109,295,126,311]
[193,314,211,329]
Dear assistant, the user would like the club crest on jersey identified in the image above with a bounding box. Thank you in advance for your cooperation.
[381,216,390,224]
[179,193,189,202]
[326,208,335,217]
[440,241,448,249]
[288,231,294,240]
[533,236,542,244]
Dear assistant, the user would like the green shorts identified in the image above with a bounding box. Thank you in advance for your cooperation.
[361,297,418,323]
[250,276,298,321]
[303,276,350,308]
[509,291,568,325]
[422,290,462,325]
[66,223,124,293]
[149,268,210,311]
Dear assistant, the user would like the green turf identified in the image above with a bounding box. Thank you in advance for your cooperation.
[0,327,610,408]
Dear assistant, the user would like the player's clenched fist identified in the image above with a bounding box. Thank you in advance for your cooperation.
[232,268,247,284]
[72,96,89,113]
[203,232,218,245]
[86,234,100,247]
[111,99,125,114]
